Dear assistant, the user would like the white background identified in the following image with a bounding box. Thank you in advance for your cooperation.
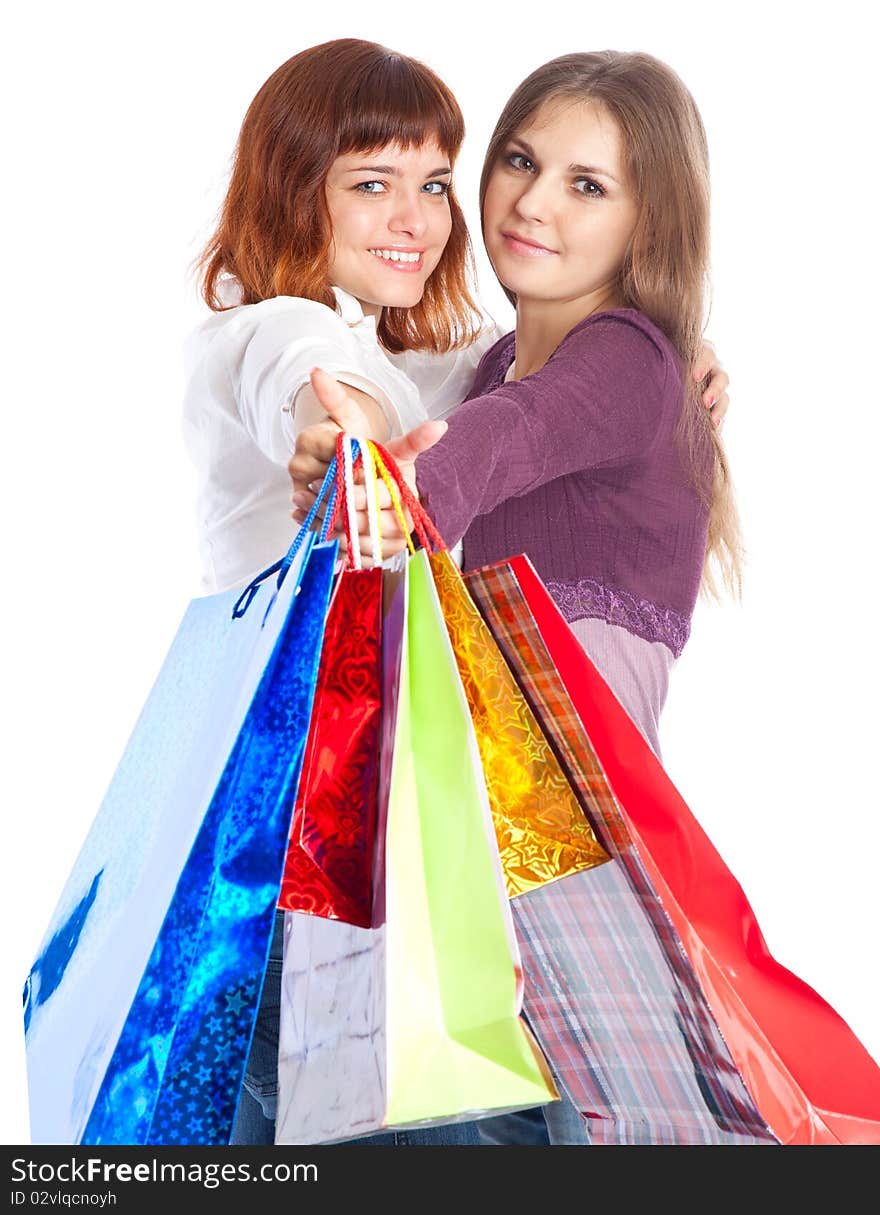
[2,1,878,1145]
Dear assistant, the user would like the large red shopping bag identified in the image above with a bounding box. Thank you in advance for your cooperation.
[277,564,383,928]
[278,433,390,929]
[469,554,880,1145]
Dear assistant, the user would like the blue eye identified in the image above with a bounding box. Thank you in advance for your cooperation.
[574,178,605,198]
[423,181,450,195]
[354,181,386,194]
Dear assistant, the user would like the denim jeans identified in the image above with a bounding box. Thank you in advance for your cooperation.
[230,910,584,1146]
[229,911,285,1146]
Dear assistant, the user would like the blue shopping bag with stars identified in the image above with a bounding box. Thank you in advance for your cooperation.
[24,477,340,1145]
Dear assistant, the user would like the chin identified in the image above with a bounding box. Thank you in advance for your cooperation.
[492,264,552,299]
[378,285,427,310]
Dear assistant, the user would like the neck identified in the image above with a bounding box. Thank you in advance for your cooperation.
[509,286,624,380]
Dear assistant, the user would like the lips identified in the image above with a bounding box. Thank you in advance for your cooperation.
[500,230,557,257]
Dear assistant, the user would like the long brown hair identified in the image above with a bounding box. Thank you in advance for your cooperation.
[193,39,481,353]
[479,52,744,602]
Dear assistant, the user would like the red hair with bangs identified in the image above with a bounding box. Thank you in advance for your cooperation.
[195,39,481,353]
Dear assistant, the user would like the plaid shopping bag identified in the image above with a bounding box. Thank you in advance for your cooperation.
[467,555,880,1146]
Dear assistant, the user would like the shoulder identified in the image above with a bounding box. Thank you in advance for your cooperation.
[233,295,352,341]
[554,313,685,403]
[556,308,680,386]
[183,294,360,381]
[185,294,350,353]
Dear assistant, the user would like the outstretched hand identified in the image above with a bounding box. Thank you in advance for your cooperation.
[290,366,448,559]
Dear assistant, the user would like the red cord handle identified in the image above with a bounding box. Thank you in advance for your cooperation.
[370,440,446,554]
[324,433,447,562]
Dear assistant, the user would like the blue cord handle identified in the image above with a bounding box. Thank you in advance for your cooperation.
[231,440,359,619]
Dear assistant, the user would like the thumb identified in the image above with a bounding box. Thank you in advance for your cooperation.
[309,366,371,435]
[385,419,448,465]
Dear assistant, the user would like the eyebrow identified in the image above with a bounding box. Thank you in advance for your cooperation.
[343,164,452,177]
[570,163,621,184]
[508,138,621,185]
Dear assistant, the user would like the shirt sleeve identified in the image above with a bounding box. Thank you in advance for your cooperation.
[235,300,401,465]
[415,312,674,547]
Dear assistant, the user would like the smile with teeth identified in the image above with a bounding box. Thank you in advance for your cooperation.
[368,248,422,264]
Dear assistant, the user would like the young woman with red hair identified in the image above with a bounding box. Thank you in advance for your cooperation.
[182,39,730,1146]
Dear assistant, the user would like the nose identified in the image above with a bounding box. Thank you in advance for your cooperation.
[388,189,430,239]
[512,173,556,226]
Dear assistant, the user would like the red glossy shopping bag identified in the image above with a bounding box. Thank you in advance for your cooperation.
[277,564,383,928]
[496,552,880,1145]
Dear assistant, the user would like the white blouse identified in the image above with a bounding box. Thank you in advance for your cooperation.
[182,282,502,593]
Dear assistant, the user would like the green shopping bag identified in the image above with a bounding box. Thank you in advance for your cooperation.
[276,551,556,1144]
[385,550,556,1124]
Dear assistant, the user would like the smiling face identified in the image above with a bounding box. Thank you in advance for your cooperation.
[482,97,639,316]
[324,139,454,318]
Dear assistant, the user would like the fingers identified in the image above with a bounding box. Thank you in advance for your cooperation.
[692,339,718,386]
[701,370,729,431]
[292,497,409,534]
[290,413,445,497]
[708,392,729,431]
[293,480,407,514]
[385,419,448,463]
[691,341,730,431]
[289,456,331,493]
[288,421,338,491]
[290,510,410,563]
[342,532,409,561]
[702,367,729,404]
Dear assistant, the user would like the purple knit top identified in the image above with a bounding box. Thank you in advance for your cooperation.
[415,309,711,658]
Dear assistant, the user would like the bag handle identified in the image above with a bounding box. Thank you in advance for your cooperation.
[361,438,384,564]
[232,450,342,618]
[234,429,449,617]
[323,434,447,560]
[370,440,446,555]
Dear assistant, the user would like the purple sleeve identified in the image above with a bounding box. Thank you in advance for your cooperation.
[415,313,673,547]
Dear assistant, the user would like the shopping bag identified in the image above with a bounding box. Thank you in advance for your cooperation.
[24,494,338,1144]
[467,554,880,1145]
[280,438,606,926]
[277,563,383,928]
[463,558,774,1144]
[367,441,608,897]
[274,440,557,1144]
[428,548,607,896]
